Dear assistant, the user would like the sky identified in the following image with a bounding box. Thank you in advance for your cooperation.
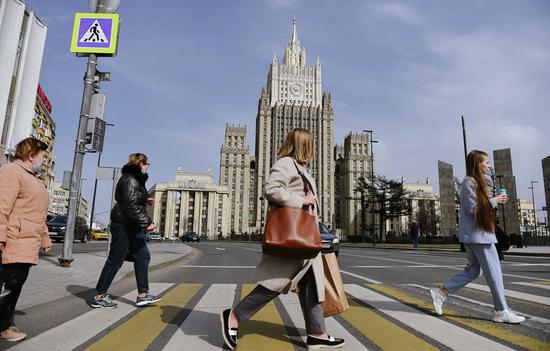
[24,0,550,225]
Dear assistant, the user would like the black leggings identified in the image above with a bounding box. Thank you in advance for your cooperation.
[0,263,31,332]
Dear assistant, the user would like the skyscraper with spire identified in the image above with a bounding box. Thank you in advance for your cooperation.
[253,18,335,229]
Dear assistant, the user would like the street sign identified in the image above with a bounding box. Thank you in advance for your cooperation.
[70,13,119,55]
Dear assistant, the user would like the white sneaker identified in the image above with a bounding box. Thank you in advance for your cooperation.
[429,288,446,316]
[493,309,525,324]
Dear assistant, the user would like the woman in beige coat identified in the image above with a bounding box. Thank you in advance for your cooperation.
[0,138,52,342]
[220,128,345,350]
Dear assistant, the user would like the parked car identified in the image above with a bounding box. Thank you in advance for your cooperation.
[181,231,200,243]
[319,222,339,256]
[47,215,89,243]
[90,230,109,240]
[146,232,162,243]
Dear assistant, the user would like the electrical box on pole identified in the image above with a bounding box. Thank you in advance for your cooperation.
[86,93,107,152]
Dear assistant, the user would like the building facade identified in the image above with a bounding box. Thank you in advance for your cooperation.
[219,125,255,234]
[387,182,439,239]
[334,132,373,238]
[33,83,55,188]
[518,199,535,228]
[0,0,48,163]
[48,180,88,220]
[253,19,335,231]
[148,168,230,239]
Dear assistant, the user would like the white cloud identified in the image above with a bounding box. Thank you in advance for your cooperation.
[368,2,423,25]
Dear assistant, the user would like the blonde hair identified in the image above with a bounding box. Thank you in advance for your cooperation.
[126,153,148,167]
[277,128,313,164]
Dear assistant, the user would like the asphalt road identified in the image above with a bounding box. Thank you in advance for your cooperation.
[4,242,550,350]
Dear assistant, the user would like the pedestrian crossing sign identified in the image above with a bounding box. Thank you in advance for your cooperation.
[71,13,119,56]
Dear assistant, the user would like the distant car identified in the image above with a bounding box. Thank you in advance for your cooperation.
[91,230,109,240]
[181,231,200,243]
[47,215,89,243]
[147,232,162,243]
[319,222,339,256]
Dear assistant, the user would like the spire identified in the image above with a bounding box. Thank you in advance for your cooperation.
[291,16,298,44]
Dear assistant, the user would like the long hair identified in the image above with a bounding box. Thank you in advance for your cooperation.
[277,128,314,164]
[466,150,494,233]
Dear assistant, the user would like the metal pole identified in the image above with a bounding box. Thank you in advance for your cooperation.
[89,152,101,229]
[461,115,468,165]
[529,181,538,236]
[370,136,378,247]
[59,54,97,267]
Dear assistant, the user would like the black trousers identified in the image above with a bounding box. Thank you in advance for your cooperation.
[0,263,31,332]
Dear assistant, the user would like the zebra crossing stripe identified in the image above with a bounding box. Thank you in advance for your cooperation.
[369,284,550,351]
[340,290,438,350]
[510,281,550,291]
[345,284,515,351]
[162,284,237,351]
[9,283,174,351]
[85,283,202,351]
[236,284,294,351]
[278,290,368,350]
[466,283,550,306]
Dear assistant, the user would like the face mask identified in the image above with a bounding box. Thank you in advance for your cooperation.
[33,163,42,174]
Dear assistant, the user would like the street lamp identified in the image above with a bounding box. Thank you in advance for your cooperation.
[528,181,538,236]
[363,130,378,247]
[89,0,120,13]
[89,122,115,228]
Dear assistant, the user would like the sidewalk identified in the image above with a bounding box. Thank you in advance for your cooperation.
[17,242,192,310]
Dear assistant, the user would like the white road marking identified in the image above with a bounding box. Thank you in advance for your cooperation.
[345,284,515,351]
[278,290,367,350]
[163,284,236,351]
[11,283,174,351]
[408,283,550,325]
[339,270,381,284]
[179,265,255,269]
[466,283,550,306]
[511,281,550,290]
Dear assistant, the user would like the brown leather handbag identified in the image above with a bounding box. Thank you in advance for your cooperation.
[262,161,321,259]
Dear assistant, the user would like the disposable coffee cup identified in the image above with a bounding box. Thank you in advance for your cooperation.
[496,188,507,196]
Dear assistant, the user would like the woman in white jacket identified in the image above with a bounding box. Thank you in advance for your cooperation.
[429,150,524,324]
[220,128,345,350]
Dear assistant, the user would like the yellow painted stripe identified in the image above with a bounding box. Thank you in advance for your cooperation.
[534,281,550,286]
[369,284,550,351]
[463,287,550,314]
[86,284,202,351]
[340,295,437,351]
[236,284,294,351]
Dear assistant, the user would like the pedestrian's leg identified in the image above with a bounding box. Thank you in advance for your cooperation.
[129,229,151,294]
[232,285,280,324]
[473,244,508,311]
[297,268,325,335]
[442,244,481,294]
[0,264,31,332]
[95,223,129,295]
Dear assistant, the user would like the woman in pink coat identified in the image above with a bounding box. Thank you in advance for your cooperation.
[0,138,52,342]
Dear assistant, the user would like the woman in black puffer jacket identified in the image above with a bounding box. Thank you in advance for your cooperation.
[91,153,162,309]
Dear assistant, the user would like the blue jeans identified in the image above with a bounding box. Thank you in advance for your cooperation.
[443,243,508,311]
[95,222,151,294]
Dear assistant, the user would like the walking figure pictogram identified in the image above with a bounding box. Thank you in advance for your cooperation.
[84,23,104,42]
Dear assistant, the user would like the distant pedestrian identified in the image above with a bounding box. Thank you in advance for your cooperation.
[91,153,161,309]
[410,222,419,248]
[429,150,524,324]
[0,138,52,342]
[220,128,345,349]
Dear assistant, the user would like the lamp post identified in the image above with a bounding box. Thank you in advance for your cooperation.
[363,130,378,247]
[528,181,538,236]
[89,122,114,229]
